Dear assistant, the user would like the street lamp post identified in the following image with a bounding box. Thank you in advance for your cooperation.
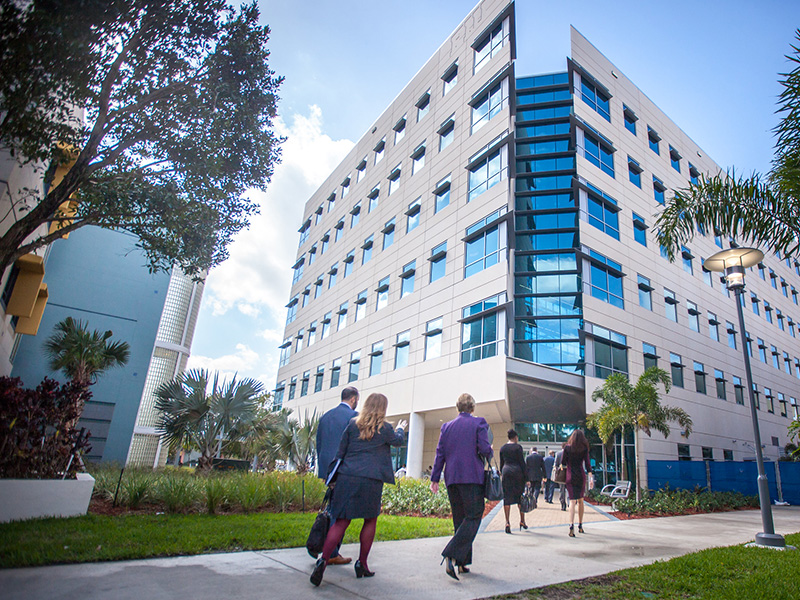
[705,248,785,548]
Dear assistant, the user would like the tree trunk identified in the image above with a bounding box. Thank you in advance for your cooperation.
[619,426,627,482]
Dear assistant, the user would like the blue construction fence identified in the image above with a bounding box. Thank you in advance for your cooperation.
[647,460,800,505]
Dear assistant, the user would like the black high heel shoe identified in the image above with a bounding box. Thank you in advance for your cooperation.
[505,524,511,534]
[441,556,459,580]
[354,560,374,578]
[310,557,326,586]
[568,525,575,538]
[458,565,470,574]
[520,522,528,530]
[578,524,585,534]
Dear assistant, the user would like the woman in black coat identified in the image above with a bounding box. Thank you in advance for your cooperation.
[499,429,528,533]
[310,393,407,586]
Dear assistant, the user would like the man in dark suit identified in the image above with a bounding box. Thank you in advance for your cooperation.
[525,447,546,508]
[543,449,556,504]
[315,386,359,565]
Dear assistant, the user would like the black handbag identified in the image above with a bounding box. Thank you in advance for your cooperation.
[483,459,503,501]
[306,487,333,558]
[520,485,535,513]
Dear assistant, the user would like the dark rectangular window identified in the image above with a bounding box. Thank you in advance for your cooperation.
[670,352,684,388]
[678,444,691,461]
[588,251,624,309]
[669,145,681,173]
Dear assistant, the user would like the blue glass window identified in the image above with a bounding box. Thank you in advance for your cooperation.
[653,176,666,204]
[648,127,660,154]
[468,147,505,201]
[580,77,611,121]
[461,293,505,364]
[628,156,642,188]
[588,250,624,309]
[632,213,647,246]
[587,187,620,240]
[472,80,507,133]
[689,163,700,185]
[623,105,637,135]
[430,242,447,283]
[669,145,681,173]
[434,176,451,213]
[582,130,614,177]
[592,325,628,378]
[516,139,570,155]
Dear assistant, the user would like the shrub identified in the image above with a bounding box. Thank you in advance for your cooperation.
[614,487,758,516]
[230,473,270,512]
[381,478,451,517]
[0,376,91,478]
[120,471,155,509]
[156,476,199,513]
[203,477,228,514]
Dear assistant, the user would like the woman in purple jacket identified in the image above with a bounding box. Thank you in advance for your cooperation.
[430,393,493,580]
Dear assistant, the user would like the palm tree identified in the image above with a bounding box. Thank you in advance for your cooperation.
[587,367,693,501]
[44,316,130,387]
[655,31,800,260]
[155,369,264,473]
[250,408,319,473]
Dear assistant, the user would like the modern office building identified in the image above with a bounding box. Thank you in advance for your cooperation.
[276,0,799,486]
[11,226,204,467]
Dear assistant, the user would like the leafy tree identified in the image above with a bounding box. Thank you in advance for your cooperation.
[0,0,283,277]
[155,369,263,473]
[44,316,130,388]
[655,31,800,260]
[250,408,319,474]
[789,420,800,459]
[587,367,693,501]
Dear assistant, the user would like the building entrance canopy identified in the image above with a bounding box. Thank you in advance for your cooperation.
[506,358,586,424]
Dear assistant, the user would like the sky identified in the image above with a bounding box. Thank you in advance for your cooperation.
[187,0,800,393]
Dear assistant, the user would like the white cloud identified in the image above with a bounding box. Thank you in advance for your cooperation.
[186,343,261,384]
[202,106,354,325]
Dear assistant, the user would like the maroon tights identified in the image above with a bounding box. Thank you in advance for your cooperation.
[321,517,378,569]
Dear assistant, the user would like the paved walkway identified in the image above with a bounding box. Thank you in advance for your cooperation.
[482,496,615,533]
[2,507,798,600]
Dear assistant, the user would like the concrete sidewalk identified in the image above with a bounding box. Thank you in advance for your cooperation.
[2,507,798,600]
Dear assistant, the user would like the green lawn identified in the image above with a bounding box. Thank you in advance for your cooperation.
[490,532,800,600]
[0,512,453,568]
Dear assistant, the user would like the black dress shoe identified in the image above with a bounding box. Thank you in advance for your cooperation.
[310,557,326,586]
[442,556,459,580]
[457,565,470,574]
[354,560,374,578]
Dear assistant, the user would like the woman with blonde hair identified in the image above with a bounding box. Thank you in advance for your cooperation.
[310,393,407,586]
[430,393,493,580]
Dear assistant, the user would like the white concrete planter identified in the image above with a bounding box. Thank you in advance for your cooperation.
[0,473,95,523]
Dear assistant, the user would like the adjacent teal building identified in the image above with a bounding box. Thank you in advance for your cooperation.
[11,226,203,466]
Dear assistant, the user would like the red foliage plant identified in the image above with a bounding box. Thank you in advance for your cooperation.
[0,376,92,479]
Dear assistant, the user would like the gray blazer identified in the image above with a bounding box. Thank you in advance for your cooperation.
[336,419,405,484]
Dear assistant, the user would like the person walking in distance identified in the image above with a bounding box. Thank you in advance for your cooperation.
[310,393,407,586]
[525,446,546,509]
[500,429,528,533]
[554,444,568,510]
[430,393,493,580]
[315,386,359,565]
[563,430,591,536]
[542,449,556,504]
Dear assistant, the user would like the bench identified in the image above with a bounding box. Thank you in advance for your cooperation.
[600,480,631,500]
